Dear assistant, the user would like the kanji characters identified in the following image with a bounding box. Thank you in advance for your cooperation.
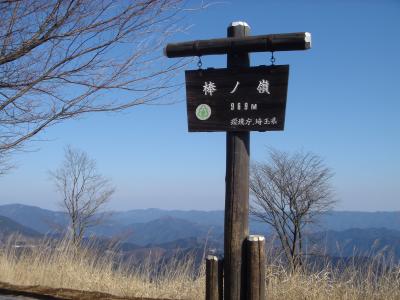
[257,79,270,94]
[203,79,272,96]
[262,117,278,125]
[203,81,217,96]
[229,117,278,126]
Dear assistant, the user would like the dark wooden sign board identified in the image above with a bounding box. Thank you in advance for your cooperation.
[185,65,289,132]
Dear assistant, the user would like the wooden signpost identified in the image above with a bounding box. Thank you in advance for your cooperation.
[165,22,311,300]
[185,65,289,132]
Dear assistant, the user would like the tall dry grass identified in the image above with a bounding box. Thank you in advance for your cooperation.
[0,235,205,299]
[266,258,400,299]
[0,235,399,299]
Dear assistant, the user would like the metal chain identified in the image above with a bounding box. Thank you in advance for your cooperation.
[197,56,203,69]
[270,51,276,65]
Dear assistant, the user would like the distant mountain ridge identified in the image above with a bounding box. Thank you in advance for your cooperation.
[309,227,400,259]
[112,208,224,226]
[0,215,42,241]
[0,204,68,234]
[88,216,223,246]
[318,211,400,231]
[1,203,400,245]
[1,204,400,261]
[108,208,400,232]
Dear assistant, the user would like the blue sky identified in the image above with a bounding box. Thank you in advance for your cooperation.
[0,0,399,212]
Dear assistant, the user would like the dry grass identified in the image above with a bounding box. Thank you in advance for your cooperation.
[0,236,205,299]
[266,260,400,300]
[0,236,399,299]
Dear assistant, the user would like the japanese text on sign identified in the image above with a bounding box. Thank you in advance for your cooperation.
[185,65,289,132]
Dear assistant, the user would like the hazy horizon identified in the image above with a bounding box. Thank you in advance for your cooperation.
[1,201,399,214]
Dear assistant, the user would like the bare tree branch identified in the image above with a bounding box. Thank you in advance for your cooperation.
[250,148,336,270]
[49,145,115,245]
[0,0,192,170]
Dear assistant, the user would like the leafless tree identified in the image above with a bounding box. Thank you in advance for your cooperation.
[250,149,335,270]
[50,145,115,245]
[0,0,190,170]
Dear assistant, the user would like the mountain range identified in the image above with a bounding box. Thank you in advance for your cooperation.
[0,203,399,261]
[0,215,41,241]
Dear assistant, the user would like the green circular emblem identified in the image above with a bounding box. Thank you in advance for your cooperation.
[195,104,211,121]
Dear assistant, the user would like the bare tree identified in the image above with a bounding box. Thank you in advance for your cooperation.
[250,149,335,270]
[0,0,189,169]
[50,145,115,245]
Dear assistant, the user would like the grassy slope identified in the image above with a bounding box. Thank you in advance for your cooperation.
[0,236,399,300]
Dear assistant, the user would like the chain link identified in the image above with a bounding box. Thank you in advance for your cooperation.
[197,56,203,69]
[270,51,276,65]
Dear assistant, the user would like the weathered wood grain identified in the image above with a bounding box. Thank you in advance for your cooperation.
[164,32,311,58]
[206,255,223,300]
[224,22,250,300]
[246,235,266,300]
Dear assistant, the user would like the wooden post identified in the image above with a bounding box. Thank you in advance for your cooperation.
[164,19,312,300]
[164,32,311,57]
[206,255,223,300]
[224,21,251,300]
[246,235,266,300]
